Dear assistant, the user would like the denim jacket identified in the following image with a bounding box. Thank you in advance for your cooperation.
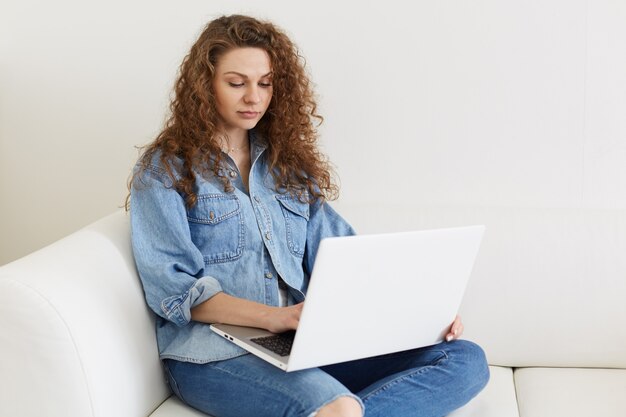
[130,131,355,363]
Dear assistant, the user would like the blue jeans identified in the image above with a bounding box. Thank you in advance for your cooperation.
[163,339,489,417]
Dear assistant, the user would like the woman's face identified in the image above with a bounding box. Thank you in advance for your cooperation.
[212,47,273,139]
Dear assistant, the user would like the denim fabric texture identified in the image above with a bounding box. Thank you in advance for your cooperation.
[130,130,355,363]
[164,340,490,417]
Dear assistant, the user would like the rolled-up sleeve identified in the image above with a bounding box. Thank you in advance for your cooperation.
[159,276,222,327]
[130,166,223,327]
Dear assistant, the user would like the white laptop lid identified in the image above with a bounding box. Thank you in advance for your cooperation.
[286,225,484,371]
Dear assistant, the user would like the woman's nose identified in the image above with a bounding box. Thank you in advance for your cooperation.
[244,86,261,104]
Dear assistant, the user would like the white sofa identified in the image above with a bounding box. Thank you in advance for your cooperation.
[1,207,625,417]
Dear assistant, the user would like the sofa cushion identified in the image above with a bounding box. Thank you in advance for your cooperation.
[514,367,626,417]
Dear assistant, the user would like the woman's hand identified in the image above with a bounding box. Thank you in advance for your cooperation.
[264,302,304,333]
[445,315,464,342]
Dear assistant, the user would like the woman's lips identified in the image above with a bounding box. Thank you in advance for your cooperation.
[238,111,260,119]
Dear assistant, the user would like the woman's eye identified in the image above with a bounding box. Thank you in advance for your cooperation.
[228,82,244,87]
[259,82,272,88]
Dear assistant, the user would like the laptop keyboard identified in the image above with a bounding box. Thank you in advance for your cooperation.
[250,331,295,357]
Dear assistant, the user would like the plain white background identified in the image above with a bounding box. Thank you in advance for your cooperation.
[1,0,625,265]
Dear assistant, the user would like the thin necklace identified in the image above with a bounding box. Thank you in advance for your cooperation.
[223,145,249,154]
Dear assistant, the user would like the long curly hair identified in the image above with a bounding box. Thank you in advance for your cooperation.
[126,14,338,209]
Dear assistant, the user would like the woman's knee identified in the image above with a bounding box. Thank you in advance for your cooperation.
[316,396,363,417]
[449,339,490,392]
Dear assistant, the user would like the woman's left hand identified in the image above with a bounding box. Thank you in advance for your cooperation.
[445,315,464,342]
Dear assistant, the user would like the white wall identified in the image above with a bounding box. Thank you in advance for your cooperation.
[1,0,625,265]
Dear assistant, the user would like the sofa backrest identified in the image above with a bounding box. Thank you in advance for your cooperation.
[339,203,626,369]
[0,211,168,417]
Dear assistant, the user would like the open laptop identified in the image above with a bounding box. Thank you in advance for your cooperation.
[210,225,485,372]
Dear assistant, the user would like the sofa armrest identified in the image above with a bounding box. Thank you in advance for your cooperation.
[0,211,169,417]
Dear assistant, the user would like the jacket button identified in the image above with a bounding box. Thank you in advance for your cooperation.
[265,232,271,240]
[229,170,237,178]
[254,195,261,203]
[265,272,273,279]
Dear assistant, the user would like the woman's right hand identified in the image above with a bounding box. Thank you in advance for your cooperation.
[264,302,303,333]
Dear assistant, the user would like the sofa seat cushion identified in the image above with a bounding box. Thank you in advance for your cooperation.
[449,365,519,417]
[515,367,626,417]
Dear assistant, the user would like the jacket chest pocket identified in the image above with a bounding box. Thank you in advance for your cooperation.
[276,195,309,257]
[187,194,244,264]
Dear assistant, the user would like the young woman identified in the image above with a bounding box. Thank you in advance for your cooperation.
[129,14,489,417]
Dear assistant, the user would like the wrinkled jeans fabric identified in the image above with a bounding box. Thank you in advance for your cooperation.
[164,339,489,417]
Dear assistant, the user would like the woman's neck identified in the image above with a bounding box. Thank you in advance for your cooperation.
[219,128,249,151]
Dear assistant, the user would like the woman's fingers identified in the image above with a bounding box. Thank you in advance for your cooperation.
[446,315,464,341]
